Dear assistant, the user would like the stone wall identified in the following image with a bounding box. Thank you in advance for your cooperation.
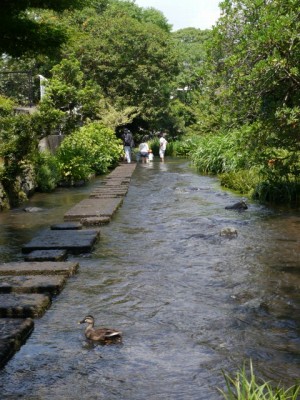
[38,135,65,154]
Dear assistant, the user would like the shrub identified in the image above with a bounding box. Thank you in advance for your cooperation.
[172,136,202,157]
[56,122,123,183]
[0,95,15,117]
[35,152,61,192]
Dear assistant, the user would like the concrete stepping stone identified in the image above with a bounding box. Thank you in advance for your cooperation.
[64,198,123,221]
[22,229,100,254]
[107,165,136,178]
[51,222,83,230]
[0,261,79,277]
[81,216,111,226]
[24,249,68,261]
[0,318,34,368]
[89,190,128,198]
[0,275,67,296]
[92,185,129,191]
[102,178,131,185]
[96,188,129,194]
[0,294,51,318]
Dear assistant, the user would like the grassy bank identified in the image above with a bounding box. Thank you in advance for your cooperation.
[171,133,300,206]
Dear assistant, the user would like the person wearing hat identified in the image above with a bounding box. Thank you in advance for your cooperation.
[159,132,168,162]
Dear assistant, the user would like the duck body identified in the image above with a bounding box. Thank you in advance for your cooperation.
[79,315,122,343]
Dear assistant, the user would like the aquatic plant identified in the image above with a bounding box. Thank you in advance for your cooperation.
[220,361,300,400]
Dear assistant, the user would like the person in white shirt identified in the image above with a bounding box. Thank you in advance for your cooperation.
[139,137,149,163]
[159,132,167,162]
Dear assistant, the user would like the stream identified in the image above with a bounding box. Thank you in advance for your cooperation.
[0,158,299,399]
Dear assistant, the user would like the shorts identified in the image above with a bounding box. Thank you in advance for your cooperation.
[159,149,165,158]
[140,152,149,158]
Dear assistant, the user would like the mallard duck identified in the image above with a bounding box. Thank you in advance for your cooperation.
[79,315,122,342]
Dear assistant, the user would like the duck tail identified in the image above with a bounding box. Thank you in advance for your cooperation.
[106,331,122,338]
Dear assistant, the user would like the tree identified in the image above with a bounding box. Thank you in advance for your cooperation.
[0,0,87,57]
[169,28,212,134]
[62,3,178,128]
[208,0,300,148]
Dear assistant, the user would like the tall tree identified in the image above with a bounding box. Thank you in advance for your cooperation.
[209,0,300,143]
[0,0,87,57]
[62,3,178,126]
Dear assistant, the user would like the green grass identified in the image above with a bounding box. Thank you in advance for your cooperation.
[220,361,300,400]
[219,167,261,197]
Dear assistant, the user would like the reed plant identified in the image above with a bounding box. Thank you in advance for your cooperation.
[220,361,300,400]
[220,167,261,197]
[172,136,202,157]
[191,131,252,174]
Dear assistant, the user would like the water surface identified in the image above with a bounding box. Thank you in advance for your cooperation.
[0,159,299,399]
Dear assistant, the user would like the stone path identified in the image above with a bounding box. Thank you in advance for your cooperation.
[0,162,136,368]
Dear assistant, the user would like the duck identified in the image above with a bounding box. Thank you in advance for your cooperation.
[79,315,122,342]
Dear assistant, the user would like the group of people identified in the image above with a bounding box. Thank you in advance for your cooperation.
[122,128,168,164]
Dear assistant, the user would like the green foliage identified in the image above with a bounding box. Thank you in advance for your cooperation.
[172,136,203,157]
[0,110,39,206]
[35,152,61,192]
[62,5,178,127]
[0,0,87,57]
[190,120,300,204]
[170,28,212,135]
[35,57,103,135]
[97,99,140,131]
[220,361,300,400]
[56,122,123,183]
[0,113,38,174]
[191,128,254,175]
[0,96,15,117]
[178,0,300,204]
[220,168,261,197]
[253,152,300,204]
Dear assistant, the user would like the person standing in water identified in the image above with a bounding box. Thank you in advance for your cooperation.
[159,132,167,162]
[139,136,149,163]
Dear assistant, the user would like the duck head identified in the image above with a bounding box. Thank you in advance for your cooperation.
[79,315,95,326]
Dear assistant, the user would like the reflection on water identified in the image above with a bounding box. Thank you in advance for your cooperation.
[0,159,300,399]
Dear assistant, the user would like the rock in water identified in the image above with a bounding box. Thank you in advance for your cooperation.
[23,207,44,213]
[220,227,238,237]
[225,201,248,210]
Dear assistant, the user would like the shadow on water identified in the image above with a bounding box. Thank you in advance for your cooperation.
[0,158,300,399]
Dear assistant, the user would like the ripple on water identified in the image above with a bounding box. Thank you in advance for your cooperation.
[0,159,300,398]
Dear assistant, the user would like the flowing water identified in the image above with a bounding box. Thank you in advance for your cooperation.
[0,158,299,399]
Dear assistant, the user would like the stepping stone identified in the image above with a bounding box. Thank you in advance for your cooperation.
[0,275,67,296]
[0,318,34,369]
[0,261,79,277]
[102,178,131,185]
[89,192,127,199]
[22,229,100,254]
[102,179,131,186]
[81,216,111,226]
[0,294,51,318]
[50,222,82,230]
[24,249,68,261]
[64,198,123,221]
